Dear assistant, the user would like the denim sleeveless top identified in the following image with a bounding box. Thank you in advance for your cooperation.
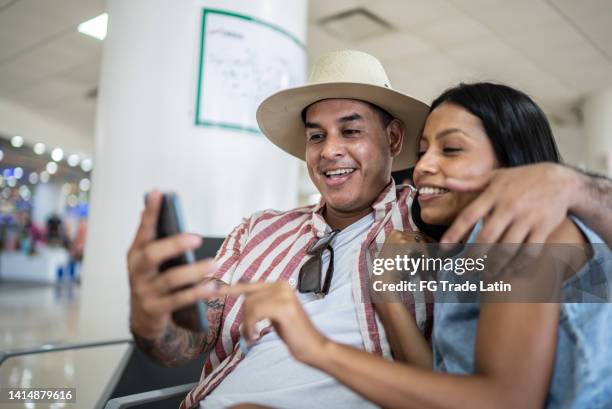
[432,218,612,409]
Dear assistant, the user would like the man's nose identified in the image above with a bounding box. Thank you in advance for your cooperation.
[320,133,346,160]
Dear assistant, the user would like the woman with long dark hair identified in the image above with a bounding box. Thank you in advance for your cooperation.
[411,82,561,240]
[213,83,611,409]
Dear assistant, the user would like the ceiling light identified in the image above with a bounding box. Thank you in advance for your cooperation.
[11,135,24,148]
[19,185,30,200]
[81,158,93,172]
[79,178,91,192]
[14,167,23,179]
[67,154,80,167]
[0,149,3,161]
[40,171,50,183]
[51,148,64,162]
[33,143,46,155]
[78,13,108,41]
[46,161,58,175]
[62,183,73,195]
[28,173,38,184]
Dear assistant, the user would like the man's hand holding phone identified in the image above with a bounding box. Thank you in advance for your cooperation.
[127,190,217,340]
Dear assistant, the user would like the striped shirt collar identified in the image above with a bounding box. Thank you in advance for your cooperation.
[310,179,398,238]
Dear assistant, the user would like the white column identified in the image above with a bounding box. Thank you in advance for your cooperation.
[582,87,612,176]
[80,0,307,339]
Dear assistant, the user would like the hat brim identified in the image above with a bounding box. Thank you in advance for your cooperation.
[256,82,430,171]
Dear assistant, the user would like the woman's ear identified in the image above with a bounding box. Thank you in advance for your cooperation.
[387,119,405,157]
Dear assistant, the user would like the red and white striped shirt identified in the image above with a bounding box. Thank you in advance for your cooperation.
[181,180,431,409]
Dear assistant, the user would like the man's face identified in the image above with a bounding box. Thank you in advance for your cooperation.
[304,99,402,215]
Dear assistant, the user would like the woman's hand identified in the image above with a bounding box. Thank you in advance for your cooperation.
[440,163,580,244]
[376,230,434,291]
[385,230,433,245]
[209,281,330,365]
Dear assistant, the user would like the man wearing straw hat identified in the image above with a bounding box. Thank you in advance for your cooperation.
[129,50,429,409]
[128,50,612,409]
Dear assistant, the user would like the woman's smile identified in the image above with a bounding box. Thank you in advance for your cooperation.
[417,185,451,203]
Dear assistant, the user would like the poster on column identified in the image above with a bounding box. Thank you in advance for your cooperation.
[195,8,307,134]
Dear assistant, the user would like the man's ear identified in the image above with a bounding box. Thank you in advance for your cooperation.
[387,119,405,158]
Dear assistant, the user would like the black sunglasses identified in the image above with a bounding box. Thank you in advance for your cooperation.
[298,230,340,297]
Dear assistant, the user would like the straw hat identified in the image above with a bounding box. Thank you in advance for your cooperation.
[256,50,429,171]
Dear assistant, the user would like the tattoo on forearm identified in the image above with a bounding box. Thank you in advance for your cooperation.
[207,299,224,309]
[132,281,227,367]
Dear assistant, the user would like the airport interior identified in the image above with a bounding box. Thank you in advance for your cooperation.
[0,0,611,408]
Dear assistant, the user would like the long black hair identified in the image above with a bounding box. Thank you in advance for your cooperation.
[412,82,562,239]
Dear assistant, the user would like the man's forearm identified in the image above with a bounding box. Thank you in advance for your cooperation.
[131,295,225,367]
[571,168,612,246]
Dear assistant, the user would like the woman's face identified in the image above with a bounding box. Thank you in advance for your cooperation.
[413,102,499,227]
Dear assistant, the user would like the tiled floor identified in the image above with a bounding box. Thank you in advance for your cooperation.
[0,282,81,351]
[0,281,130,409]
[1,343,130,409]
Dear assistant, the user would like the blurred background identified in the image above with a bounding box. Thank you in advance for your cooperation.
[0,0,611,407]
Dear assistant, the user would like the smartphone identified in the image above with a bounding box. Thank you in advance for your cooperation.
[146,192,208,332]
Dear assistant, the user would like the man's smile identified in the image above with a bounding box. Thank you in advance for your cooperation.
[321,167,357,187]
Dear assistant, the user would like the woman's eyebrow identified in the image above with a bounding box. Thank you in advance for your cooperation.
[435,128,469,139]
